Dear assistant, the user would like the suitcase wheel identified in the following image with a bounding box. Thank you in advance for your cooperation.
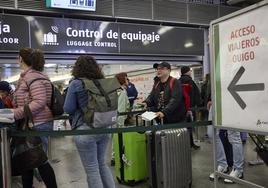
[116,177,122,184]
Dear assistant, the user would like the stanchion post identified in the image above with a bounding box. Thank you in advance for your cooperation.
[1,128,12,188]
[48,136,52,160]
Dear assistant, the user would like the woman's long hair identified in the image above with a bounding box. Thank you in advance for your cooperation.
[72,55,104,79]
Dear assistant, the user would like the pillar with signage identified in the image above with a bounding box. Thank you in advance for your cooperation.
[212,2,268,133]
[211,2,268,187]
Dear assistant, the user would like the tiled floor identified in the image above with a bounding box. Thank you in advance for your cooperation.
[11,132,268,188]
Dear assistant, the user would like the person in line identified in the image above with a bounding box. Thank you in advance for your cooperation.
[200,74,210,121]
[209,130,244,183]
[63,55,116,188]
[207,95,244,183]
[0,81,13,187]
[143,61,186,124]
[110,72,131,166]
[179,66,201,150]
[115,72,130,127]
[12,48,57,188]
[126,78,138,108]
[0,81,13,108]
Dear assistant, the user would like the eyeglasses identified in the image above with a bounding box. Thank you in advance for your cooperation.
[156,67,168,71]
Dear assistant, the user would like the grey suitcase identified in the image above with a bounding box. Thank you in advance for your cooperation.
[146,128,192,188]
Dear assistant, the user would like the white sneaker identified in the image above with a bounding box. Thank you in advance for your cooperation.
[224,169,243,183]
[209,165,228,181]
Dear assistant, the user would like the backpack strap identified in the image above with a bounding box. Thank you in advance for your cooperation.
[182,84,192,111]
[92,79,111,108]
[169,77,175,90]
[27,77,50,87]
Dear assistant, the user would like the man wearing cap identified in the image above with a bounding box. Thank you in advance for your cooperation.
[179,66,201,149]
[144,62,186,124]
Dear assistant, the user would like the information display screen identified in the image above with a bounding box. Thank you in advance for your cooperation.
[46,0,96,11]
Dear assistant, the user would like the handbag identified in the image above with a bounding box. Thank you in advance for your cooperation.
[11,105,48,176]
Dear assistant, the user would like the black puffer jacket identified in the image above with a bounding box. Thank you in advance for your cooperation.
[179,75,201,108]
[145,76,186,123]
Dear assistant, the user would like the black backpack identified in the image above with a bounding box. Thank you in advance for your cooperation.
[27,78,64,117]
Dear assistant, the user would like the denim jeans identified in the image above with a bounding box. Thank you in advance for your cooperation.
[32,121,53,153]
[75,125,115,188]
[216,130,244,172]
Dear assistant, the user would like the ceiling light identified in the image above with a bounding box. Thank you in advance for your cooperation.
[184,42,193,48]
[45,64,57,68]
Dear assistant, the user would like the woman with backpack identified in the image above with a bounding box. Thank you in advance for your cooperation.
[12,48,57,188]
[64,55,116,188]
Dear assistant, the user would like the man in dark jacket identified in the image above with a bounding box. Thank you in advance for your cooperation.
[179,66,201,149]
[144,62,186,124]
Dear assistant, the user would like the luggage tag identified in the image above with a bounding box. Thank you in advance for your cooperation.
[122,154,132,166]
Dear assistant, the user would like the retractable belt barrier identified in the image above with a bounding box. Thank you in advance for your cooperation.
[10,121,212,137]
[8,110,211,137]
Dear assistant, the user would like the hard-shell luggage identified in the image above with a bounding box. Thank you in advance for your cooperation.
[146,128,192,188]
[113,132,148,185]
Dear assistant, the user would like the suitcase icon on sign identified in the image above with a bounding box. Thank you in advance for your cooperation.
[44,32,57,43]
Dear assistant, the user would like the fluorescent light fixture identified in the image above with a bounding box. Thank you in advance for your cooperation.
[157,27,173,35]
[143,40,150,46]
[184,42,193,48]
[44,63,57,68]
[94,22,110,43]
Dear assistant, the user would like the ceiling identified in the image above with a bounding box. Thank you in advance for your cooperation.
[227,0,263,7]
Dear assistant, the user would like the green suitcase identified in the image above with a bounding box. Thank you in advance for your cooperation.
[113,132,148,185]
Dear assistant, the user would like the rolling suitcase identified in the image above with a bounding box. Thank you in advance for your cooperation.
[113,113,148,185]
[113,132,148,185]
[146,128,192,188]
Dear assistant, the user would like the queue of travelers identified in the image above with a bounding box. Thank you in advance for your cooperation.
[0,49,251,187]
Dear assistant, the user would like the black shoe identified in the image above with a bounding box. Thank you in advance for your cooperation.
[111,159,115,166]
[192,144,200,150]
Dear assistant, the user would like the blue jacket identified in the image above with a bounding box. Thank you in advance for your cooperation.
[0,99,5,109]
[126,82,138,106]
[63,79,88,129]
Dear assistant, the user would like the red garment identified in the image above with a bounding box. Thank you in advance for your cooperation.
[155,77,192,111]
[2,96,13,108]
[181,84,192,111]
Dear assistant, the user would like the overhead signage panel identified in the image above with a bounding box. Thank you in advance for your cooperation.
[46,0,96,11]
[0,14,204,56]
[0,15,30,52]
[212,4,268,132]
[30,17,118,54]
[119,24,204,56]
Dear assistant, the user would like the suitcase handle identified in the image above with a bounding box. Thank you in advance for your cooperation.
[122,154,132,166]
